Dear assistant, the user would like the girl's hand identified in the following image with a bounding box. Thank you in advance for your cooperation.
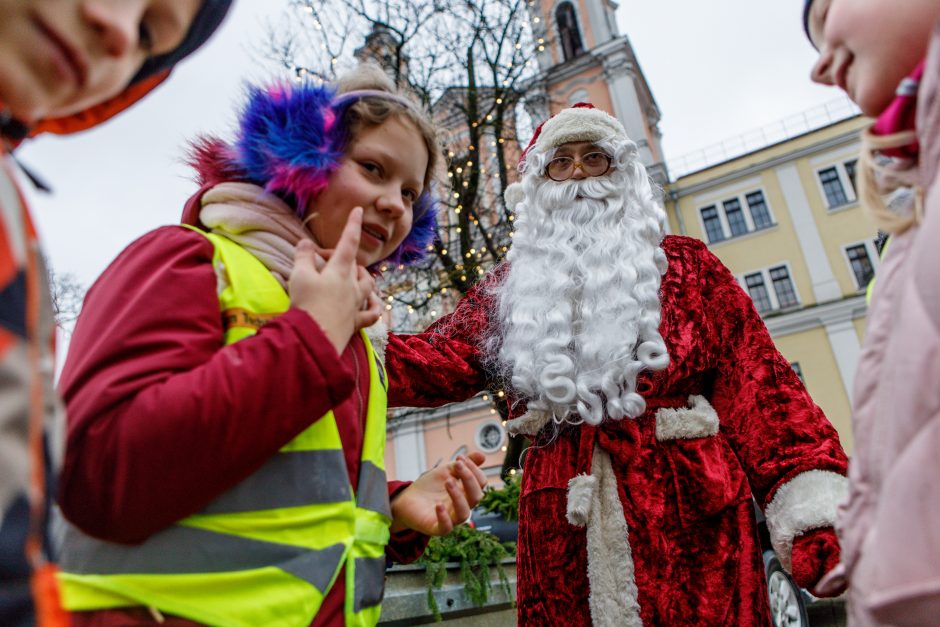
[389,452,489,536]
[290,207,378,353]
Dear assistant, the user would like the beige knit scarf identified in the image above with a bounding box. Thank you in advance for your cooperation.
[199,181,309,290]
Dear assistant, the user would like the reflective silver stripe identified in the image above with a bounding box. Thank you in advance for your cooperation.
[353,556,387,612]
[279,543,347,592]
[62,523,346,593]
[356,461,391,517]
[203,449,351,514]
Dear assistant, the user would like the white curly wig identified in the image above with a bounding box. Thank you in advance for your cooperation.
[487,106,670,426]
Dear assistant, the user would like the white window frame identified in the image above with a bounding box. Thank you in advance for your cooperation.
[697,188,776,244]
[737,261,802,313]
[816,161,858,210]
[841,238,880,291]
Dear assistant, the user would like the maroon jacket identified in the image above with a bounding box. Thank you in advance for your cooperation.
[387,236,848,625]
[58,225,425,626]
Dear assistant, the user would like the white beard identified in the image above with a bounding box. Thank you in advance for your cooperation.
[489,140,670,425]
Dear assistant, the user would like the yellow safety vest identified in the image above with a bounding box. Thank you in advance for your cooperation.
[59,229,392,627]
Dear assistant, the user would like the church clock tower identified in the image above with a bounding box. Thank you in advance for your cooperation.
[526,0,667,184]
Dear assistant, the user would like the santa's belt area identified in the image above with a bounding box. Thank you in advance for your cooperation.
[508,394,716,626]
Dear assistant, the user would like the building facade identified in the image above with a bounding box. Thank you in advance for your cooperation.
[666,115,873,451]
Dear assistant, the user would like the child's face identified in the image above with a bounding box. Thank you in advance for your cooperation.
[0,0,202,123]
[305,115,428,267]
[808,0,940,117]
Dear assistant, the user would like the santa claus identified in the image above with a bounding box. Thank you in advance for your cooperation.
[386,104,848,625]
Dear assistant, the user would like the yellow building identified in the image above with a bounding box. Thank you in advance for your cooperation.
[666,112,875,451]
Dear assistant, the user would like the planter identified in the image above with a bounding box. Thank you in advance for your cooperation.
[379,558,517,626]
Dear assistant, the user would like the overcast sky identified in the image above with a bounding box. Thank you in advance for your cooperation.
[20,0,839,290]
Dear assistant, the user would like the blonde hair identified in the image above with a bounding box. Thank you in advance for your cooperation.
[858,125,923,234]
[335,63,441,189]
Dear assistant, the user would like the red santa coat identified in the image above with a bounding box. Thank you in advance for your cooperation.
[387,235,848,625]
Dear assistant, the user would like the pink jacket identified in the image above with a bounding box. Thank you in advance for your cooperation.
[838,21,940,626]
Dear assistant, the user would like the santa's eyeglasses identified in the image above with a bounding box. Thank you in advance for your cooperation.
[544,152,613,181]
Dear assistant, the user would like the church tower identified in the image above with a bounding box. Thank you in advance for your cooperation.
[526,1,667,184]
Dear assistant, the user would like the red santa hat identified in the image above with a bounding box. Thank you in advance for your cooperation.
[504,102,628,209]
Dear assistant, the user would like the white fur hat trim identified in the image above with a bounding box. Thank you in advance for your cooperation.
[533,107,628,155]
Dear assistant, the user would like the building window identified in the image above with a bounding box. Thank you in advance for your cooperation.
[844,159,858,195]
[769,265,799,309]
[475,421,505,453]
[745,272,773,313]
[698,188,774,243]
[746,191,773,229]
[845,243,876,290]
[701,205,725,243]
[790,362,805,383]
[819,166,850,208]
[723,198,749,237]
[742,264,801,313]
[556,2,585,62]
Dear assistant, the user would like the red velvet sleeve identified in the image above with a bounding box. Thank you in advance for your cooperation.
[385,268,504,408]
[385,480,429,564]
[57,226,355,543]
[695,241,848,506]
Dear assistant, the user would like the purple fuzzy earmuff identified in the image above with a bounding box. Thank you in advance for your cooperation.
[197,82,440,268]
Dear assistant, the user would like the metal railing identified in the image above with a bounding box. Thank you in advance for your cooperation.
[667,96,861,179]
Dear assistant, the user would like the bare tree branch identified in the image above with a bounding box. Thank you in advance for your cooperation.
[263,0,554,333]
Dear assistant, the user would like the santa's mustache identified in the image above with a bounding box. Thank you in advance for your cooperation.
[534,172,624,210]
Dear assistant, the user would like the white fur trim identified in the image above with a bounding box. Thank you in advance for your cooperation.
[764,470,849,571]
[654,395,719,441]
[505,409,552,436]
[504,183,524,211]
[585,446,643,626]
[364,318,388,364]
[566,474,596,527]
[533,107,628,156]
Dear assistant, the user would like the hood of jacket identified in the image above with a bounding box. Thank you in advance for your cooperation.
[2,0,232,145]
